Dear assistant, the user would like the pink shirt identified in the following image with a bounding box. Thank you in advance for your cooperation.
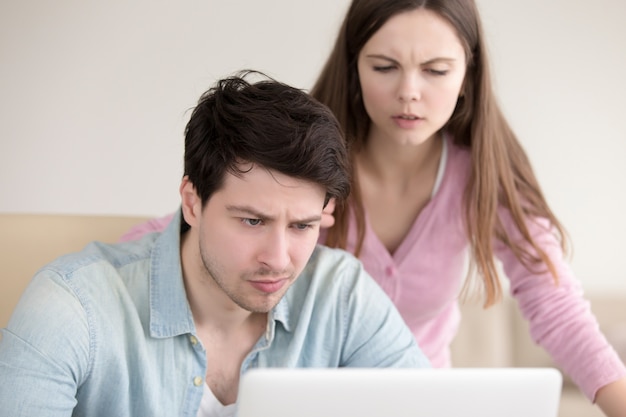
[121,136,625,400]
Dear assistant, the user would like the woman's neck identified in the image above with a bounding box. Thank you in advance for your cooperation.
[357,131,443,187]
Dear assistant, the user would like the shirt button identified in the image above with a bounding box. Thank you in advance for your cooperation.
[385,265,396,277]
[193,376,203,386]
[189,335,198,345]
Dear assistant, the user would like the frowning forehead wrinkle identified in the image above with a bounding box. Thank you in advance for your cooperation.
[225,205,323,224]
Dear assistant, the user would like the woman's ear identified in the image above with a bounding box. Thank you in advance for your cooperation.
[180,176,201,228]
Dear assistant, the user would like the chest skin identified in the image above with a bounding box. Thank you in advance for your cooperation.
[355,134,443,255]
[197,316,266,406]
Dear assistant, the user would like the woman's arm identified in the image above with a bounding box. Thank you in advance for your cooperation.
[118,212,175,241]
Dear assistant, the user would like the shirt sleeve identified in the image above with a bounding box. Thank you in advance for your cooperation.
[0,270,90,416]
[495,211,626,401]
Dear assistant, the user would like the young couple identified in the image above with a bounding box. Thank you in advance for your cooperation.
[2,1,624,416]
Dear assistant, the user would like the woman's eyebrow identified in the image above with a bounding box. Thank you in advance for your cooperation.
[365,54,457,65]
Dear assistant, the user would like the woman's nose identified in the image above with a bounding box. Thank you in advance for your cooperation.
[398,73,422,102]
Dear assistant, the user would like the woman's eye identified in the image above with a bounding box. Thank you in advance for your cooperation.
[373,65,396,73]
[426,68,448,76]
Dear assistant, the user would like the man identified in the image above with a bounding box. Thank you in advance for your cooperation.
[0,71,429,416]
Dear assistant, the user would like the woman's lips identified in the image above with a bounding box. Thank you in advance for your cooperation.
[392,114,423,129]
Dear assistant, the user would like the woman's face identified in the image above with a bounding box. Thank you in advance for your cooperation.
[357,8,467,147]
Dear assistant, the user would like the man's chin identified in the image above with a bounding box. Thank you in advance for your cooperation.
[237,294,283,314]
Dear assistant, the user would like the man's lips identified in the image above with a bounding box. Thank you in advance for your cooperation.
[248,278,289,294]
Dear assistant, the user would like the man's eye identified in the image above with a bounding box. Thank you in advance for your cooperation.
[294,224,313,231]
[243,218,262,226]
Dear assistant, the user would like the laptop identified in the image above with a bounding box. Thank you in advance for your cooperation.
[237,367,562,417]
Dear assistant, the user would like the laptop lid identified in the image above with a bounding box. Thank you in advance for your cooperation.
[237,367,562,417]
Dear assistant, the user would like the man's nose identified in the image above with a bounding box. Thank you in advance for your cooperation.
[257,229,290,273]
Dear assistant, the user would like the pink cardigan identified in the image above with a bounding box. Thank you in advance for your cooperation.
[120,137,625,400]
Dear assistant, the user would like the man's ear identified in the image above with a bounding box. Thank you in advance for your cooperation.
[180,176,201,228]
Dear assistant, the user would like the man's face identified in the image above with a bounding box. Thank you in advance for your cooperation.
[184,164,326,313]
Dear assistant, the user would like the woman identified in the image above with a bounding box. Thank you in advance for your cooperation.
[312,0,625,414]
[121,1,626,413]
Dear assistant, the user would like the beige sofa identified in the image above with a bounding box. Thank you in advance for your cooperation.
[1,213,624,417]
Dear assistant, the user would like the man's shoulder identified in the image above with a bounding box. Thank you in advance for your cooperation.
[306,244,363,274]
[292,244,376,296]
[18,236,158,329]
[42,234,155,281]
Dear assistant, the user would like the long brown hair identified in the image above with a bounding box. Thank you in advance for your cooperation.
[310,0,569,307]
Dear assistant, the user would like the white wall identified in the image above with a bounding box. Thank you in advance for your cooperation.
[477,0,626,294]
[1,0,625,293]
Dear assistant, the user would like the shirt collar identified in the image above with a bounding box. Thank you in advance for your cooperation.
[269,247,323,335]
[148,209,196,338]
[271,293,292,332]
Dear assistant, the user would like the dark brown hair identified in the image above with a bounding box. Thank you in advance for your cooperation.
[311,0,568,306]
[184,70,351,208]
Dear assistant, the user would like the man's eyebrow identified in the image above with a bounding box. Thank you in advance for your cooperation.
[226,205,322,224]
[293,214,323,224]
[226,205,271,220]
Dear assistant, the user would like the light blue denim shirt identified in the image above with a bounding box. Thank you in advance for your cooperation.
[0,211,430,417]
